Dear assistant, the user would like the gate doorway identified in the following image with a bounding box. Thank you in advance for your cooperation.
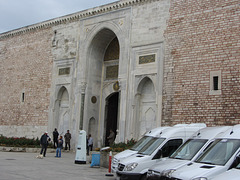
[105,92,119,146]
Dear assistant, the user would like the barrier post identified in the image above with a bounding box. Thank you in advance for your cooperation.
[105,151,114,176]
[108,151,112,173]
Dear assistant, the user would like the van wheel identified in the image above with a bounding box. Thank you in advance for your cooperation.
[140,174,147,180]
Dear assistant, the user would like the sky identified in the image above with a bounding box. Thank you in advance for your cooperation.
[0,0,117,34]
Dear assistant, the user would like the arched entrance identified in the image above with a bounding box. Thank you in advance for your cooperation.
[83,27,121,147]
[104,92,119,146]
[55,86,70,135]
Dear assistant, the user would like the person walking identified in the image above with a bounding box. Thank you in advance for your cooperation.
[87,134,93,155]
[107,129,115,146]
[53,128,59,149]
[40,132,51,157]
[64,130,71,151]
[55,136,63,158]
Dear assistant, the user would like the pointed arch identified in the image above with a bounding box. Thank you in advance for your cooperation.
[57,86,69,108]
[79,21,124,83]
[54,86,70,135]
[135,77,157,138]
[78,24,122,147]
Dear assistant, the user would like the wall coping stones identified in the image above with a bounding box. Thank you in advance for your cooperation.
[0,0,158,40]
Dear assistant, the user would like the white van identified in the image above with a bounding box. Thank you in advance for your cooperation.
[147,126,231,180]
[111,126,171,172]
[112,124,205,173]
[116,123,206,180]
[212,157,240,180]
[166,124,240,180]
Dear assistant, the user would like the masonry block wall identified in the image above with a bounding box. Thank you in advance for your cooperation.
[0,0,239,141]
[0,28,53,137]
[131,0,170,45]
[162,0,240,126]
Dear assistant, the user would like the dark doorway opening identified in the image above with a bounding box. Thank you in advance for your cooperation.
[105,92,119,146]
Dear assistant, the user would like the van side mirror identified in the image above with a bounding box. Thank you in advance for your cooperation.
[152,149,162,160]
[229,156,240,169]
[235,156,240,166]
[236,156,240,163]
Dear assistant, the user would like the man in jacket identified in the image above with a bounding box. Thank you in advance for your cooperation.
[52,128,59,149]
[64,130,71,151]
[107,129,115,146]
[40,132,51,157]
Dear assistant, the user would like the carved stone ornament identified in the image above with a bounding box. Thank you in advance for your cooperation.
[113,81,119,91]
[80,82,87,93]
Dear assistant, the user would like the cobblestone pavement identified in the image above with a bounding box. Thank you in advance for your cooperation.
[0,151,116,180]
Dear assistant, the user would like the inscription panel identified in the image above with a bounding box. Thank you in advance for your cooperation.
[139,54,155,64]
[106,65,119,79]
[59,67,70,75]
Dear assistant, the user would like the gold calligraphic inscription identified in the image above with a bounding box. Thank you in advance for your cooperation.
[106,65,119,79]
[139,54,155,64]
[59,67,70,75]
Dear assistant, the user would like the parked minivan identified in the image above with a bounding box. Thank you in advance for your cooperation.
[111,126,171,173]
[112,124,205,173]
[116,123,206,180]
[165,124,240,180]
[147,126,231,180]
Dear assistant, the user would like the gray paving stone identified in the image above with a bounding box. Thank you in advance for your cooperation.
[0,151,115,180]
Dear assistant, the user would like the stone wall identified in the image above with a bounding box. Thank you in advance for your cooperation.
[131,0,170,45]
[162,0,240,126]
[52,23,79,61]
[0,0,239,142]
[0,28,53,138]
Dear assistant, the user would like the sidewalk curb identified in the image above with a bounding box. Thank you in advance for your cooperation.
[0,146,75,153]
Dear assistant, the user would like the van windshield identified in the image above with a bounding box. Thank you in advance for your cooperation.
[196,139,240,166]
[130,136,154,151]
[138,138,165,155]
[171,139,207,160]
